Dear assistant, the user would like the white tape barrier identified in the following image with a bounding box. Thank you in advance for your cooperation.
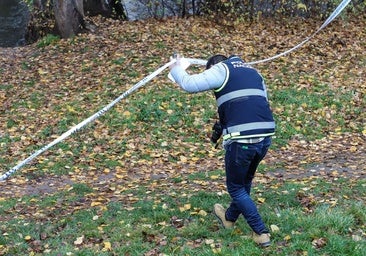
[0,59,180,181]
[0,58,210,181]
[185,58,207,66]
[170,0,351,67]
[246,0,352,65]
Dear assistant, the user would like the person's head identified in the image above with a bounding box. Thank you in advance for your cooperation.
[206,54,228,69]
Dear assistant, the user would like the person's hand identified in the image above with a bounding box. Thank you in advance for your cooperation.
[169,53,182,70]
[169,54,191,71]
[210,121,223,145]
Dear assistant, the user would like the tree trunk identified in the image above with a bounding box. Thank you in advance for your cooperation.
[33,0,48,11]
[53,0,84,38]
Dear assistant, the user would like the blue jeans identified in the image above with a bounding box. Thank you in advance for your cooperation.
[224,137,271,234]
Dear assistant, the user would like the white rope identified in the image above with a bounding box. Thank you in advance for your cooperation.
[1,59,177,181]
[246,0,352,65]
[176,0,351,67]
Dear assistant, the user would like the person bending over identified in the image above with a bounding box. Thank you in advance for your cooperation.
[169,54,275,247]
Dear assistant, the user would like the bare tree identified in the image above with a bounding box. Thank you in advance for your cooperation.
[53,0,85,38]
[29,0,126,40]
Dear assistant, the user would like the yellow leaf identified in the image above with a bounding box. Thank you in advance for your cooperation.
[212,248,222,254]
[38,68,48,75]
[198,210,208,216]
[349,146,357,152]
[74,236,84,245]
[100,205,108,211]
[184,204,191,210]
[205,239,214,245]
[91,201,102,207]
[284,235,291,241]
[66,105,76,113]
[179,156,188,163]
[179,204,191,212]
[122,111,131,117]
[158,221,167,226]
[257,197,266,203]
[102,241,112,251]
[335,127,342,133]
[270,224,280,232]
[115,174,124,179]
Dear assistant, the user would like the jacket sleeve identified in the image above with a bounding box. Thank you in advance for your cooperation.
[170,63,227,93]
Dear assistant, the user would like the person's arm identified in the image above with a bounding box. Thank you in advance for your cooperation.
[170,62,227,93]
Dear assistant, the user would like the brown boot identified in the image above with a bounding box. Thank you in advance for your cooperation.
[213,204,234,229]
[253,232,271,247]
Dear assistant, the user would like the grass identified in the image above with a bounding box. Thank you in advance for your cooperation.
[36,34,60,48]
[270,83,364,147]
[0,177,365,255]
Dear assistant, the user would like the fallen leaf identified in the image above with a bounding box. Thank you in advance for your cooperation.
[270,224,280,232]
[102,241,112,251]
[74,236,84,245]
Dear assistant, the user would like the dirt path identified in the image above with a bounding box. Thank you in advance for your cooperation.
[1,133,364,198]
[266,132,365,180]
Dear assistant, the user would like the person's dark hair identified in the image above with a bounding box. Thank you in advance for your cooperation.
[206,54,228,69]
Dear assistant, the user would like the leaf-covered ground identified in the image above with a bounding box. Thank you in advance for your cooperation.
[1,14,365,194]
[0,14,365,254]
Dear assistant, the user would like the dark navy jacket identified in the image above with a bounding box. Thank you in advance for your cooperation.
[214,57,275,140]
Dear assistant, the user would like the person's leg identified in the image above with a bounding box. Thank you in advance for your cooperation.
[224,142,268,234]
[244,137,271,195]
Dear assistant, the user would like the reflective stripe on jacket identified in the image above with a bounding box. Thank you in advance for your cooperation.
[214,56,275,139]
